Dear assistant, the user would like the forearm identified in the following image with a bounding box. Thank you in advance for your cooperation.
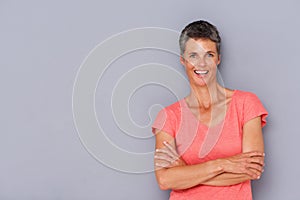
[156,159,224,190]
[201,172,253,186]
[154,123,265,190]
[202,154,264,186]
[156,152,264,190]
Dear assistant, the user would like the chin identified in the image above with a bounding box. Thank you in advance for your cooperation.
[191,79,208,87]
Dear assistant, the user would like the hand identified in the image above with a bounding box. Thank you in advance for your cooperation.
[220,151,265,179]
[155,141,186,169]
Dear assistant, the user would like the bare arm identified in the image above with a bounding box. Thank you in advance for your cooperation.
[154,117,265,190]
[154,130,224,190]
[202,116,265,186]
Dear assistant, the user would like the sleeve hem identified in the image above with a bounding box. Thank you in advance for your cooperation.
[243,112,268,128]
[152,126,175,138]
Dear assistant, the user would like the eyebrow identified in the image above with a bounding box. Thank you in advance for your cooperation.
[188,51,216,55]
[206,51,217,54]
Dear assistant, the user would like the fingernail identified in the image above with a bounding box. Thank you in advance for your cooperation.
[156,149,159,152]
[263,153,265,156]
[163,141,167,144]
[257,176,260,179]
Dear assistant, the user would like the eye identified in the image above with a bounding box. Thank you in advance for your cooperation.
[189,53,197,58]
[207,53,214,57]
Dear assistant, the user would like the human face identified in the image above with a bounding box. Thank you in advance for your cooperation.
[180,38,220,87]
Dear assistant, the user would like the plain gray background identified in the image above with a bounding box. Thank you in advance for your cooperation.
[1,0,300,199]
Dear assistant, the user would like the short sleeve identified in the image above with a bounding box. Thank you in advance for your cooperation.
[152,108,176,137]
[243,92,268,127]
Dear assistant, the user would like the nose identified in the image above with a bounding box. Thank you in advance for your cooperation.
[194,56,207,68]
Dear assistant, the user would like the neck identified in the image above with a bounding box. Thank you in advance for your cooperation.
[187,83,226,109]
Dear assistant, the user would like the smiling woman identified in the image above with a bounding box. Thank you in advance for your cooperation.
[180,38,220,87]
[152,20,268,200]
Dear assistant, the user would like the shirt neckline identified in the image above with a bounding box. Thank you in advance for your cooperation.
[181,90,238,128]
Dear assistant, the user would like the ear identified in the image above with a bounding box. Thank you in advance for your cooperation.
[217,54,221,65]
[180,56,186,66]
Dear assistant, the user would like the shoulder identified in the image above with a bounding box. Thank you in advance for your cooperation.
[233,90,261,103]
[153,100,183,132]
[160,100,183,115]
[156,99,184,121]
[234,90,258,98]
[233,90,268,127]
[233,90,266,114]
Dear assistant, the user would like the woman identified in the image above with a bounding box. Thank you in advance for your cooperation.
[152,20,268,200]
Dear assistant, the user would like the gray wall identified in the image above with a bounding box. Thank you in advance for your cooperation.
[1,0,299,199]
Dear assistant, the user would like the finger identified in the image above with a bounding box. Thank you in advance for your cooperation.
[163,141,179,158]
[155,158,182,169]
[154,154,174,163]
[155,160,172,169]
[248,157,264,166]
[155,159,170,167]
[155,148,171,155]
[243,151,265,158]
[155,162,167,169]
[244,168,260,179]
[155,150,178,165]
[248,168,262,179]
[247,163,263,173]
[156,148,178,160]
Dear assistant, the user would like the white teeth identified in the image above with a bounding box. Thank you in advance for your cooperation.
[194,70,208,75]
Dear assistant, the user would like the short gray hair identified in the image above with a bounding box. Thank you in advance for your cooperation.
[179,20,221,56]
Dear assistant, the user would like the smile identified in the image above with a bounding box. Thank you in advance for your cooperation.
[194,70,209,75]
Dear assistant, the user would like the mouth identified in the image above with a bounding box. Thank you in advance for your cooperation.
[194,70,209,75]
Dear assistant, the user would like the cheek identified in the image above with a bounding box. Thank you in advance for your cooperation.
[184,64,195,75]
[208,59,219,69]
[184,61,195,69]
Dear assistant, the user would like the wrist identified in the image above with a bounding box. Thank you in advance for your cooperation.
[214,158,228,173]
[209,159,225,174]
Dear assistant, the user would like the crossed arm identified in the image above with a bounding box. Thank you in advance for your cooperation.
[154,116,265,190]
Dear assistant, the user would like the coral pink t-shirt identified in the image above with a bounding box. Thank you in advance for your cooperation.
[152,90,268,200]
